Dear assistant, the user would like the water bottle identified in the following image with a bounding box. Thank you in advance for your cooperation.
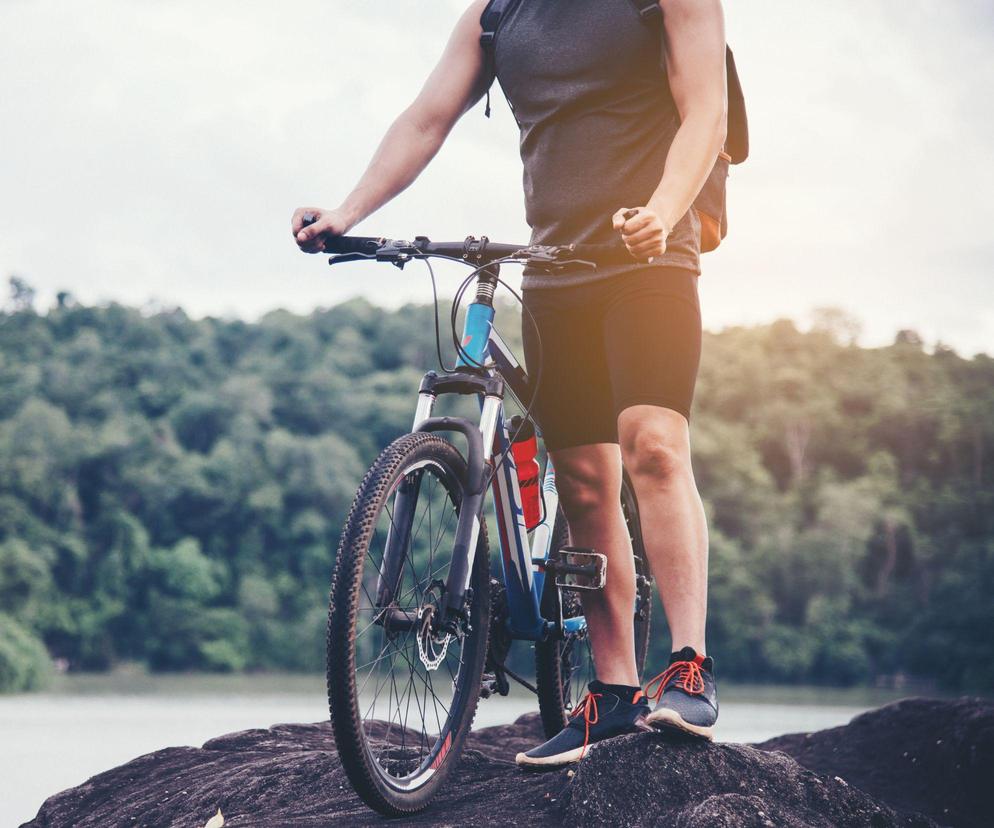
[508,415,541,530]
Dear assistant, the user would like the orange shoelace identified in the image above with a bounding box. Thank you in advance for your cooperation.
[570,691,602,759]
[644,657,706,703]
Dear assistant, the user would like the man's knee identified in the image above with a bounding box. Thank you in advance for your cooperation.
[619,409,691,483]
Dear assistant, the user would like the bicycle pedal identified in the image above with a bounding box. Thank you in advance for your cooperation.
[546,546,607,591]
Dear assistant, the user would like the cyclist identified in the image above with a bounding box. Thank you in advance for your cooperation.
[293,0,726,766]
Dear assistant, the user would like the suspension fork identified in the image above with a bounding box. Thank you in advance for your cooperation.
[374,471,423,608]
[375,384,453,609]
[377,290,502,633]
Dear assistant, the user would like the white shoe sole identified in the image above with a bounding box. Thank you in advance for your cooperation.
[644,707,715,740]
[515,744,586,768]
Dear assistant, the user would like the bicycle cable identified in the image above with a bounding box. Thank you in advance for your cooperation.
[331,245,546,499]
[422,256,454,380]
[436,256,543,486]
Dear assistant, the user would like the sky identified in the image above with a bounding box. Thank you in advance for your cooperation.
[1,0,993,354]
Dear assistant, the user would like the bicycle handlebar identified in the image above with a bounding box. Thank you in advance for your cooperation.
[299,211,646,273]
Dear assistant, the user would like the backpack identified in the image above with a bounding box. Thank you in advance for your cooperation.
[479,0,749,254]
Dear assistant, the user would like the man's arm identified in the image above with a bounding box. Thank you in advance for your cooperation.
[613,0,728,261]
[293,0,492,251]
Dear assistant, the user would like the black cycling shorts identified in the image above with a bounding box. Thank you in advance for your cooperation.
[520,266,702,453]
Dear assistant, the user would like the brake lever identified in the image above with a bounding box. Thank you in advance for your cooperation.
[328,239,422,269]
[519,244,598,272]
[523,251,597,272]
[327,253,371,266]
[551,257,597,272]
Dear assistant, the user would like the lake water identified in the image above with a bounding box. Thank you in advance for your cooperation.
[1,671,926,827]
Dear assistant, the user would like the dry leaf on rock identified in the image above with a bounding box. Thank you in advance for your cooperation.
[203,808,224,828]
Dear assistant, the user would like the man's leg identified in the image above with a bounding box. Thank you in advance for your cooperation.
[601,270,715,738]
[550,442,639,686]
[515,440,651,766]
[617,405,708,654]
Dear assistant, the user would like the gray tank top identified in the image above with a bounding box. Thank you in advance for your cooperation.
[491,0,701,289]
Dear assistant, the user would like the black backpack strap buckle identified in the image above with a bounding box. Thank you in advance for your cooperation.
[479,0,512,51]
[632,0,663,24]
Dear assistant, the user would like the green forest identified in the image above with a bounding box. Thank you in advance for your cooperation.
[1,278,992,694]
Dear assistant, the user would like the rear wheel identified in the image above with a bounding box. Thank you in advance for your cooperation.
[534,470,652,738]
[327,432,490,817]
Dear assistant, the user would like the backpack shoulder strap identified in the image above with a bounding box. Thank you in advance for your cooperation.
[724,48,749,164]
[479,0,516,118]
[629,0,749,164]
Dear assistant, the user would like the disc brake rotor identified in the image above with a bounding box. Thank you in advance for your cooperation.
[416,585,452,672]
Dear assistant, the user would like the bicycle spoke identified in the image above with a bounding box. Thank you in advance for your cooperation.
[364,641,394,724]
[443,648,459,686]
[395,642,451,730]
[402,662,429,763]
[383,664,404,759]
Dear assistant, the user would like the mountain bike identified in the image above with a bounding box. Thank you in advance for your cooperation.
[306,218,654,817]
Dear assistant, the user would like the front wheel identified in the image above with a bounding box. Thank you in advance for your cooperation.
[327,432,491,817]
[534,469,653,738]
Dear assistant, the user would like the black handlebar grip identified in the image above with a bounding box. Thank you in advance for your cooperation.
[323,235,385,255]
[622,208,639,221]
[298,212,382,255]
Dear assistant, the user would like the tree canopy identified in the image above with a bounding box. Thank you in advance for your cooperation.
[1,282,991,692]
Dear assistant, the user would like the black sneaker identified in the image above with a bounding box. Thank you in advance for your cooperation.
[643,646,718,739]
[515,680,650,768]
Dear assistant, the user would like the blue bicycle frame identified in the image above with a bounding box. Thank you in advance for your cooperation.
[410,295,586,643]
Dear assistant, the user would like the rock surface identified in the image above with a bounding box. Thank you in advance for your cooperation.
[23,698,993,828]
[757,697,994,828]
